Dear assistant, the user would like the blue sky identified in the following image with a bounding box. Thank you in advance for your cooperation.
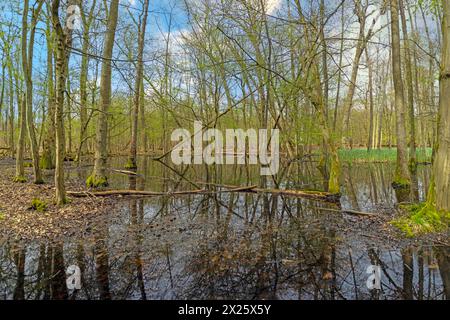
[0,0,441,112]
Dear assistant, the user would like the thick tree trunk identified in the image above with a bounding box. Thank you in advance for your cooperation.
[127,0,149,169]
[41,15,56,170]
[399,0,417,173]
[88,0,120,187]
[434,1,450,212]
[52,0,67,205]
[51,0,75,205]
[390,0,410,187]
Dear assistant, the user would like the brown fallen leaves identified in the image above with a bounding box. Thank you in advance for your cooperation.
[0,168,115,242]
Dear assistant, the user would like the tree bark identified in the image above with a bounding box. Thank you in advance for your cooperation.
[51,0,75,205]
[21,0,44,184]
[15,94,26,182]
[41,11,56,170]
[88,0,120,187]
[127,0,149,169]
[390,0,410,187]
[399,0,417,173]
[365,47,374,151]
[342,2,377,147]
[434,0,450,212]
[77,0,97,163]
[8,62,14,157]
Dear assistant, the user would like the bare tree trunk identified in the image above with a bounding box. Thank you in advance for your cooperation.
[342,2,378,147]
[87,0,120,187]
[0,60,5,134]
[77,0,97,163]
[377,53,390,149]
[139,78,147,153]
[15,94,26,182]
[21,0,44,184]
[51,0,75,205]
[333,1,345,131]
[390,0,410,187]
[6,48,15,156]
[41,10,56,170]
[127,0,149,169]
[407,6,424,151]
[365,47,374,151]
[433,0,450,212]
[399,0,417,173]
[1,37,15,157]
[66,77,72,155]
[420,4,436,149]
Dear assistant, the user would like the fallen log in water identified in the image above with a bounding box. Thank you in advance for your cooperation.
[312,206,378,216]
[67,184,339,203]
[67,185,257,198]
[68,189,204,197]
[193,182,340,203]
[254,188,340,203]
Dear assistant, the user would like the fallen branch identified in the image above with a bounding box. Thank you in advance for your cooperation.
[312,206,378,216]
[67,184,340,203]
[67,189,204,197]
[110,169,141,176]
[67,185,257,198]
[195,182,340,203]
[255,188,340,203]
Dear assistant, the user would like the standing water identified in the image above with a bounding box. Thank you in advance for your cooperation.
[0,157,448,300]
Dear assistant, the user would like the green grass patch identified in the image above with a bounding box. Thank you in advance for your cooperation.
[30,198,48,212]
[0,211,5,221]
[338,148,432,163]
[391,203,449,238]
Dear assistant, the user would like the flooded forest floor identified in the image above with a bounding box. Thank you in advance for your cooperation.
[0,159,446,246]
[0,157,449,300]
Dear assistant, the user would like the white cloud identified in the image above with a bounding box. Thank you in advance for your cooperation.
[265,0,281,15]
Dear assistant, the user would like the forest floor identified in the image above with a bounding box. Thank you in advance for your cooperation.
[0,158,448,247]
[0,165,115,242]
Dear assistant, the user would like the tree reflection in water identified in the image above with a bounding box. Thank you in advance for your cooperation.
[0,160,447,300]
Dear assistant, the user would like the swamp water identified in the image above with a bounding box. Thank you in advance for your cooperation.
[0,157,448,300]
